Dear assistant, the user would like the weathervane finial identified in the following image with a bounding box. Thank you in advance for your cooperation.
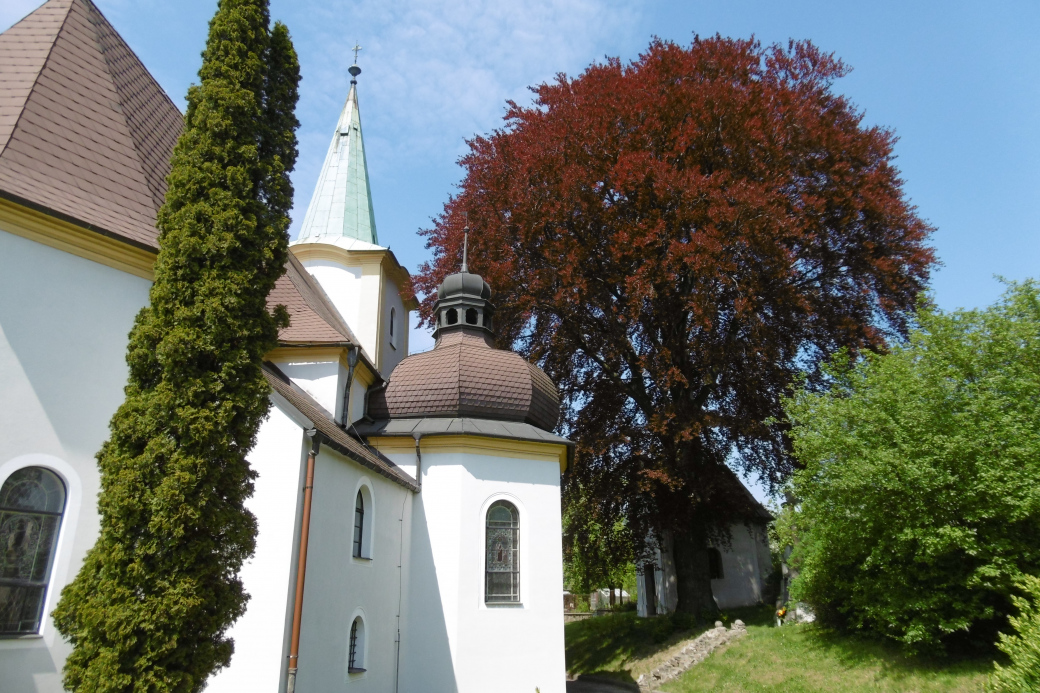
[461,225,469,273]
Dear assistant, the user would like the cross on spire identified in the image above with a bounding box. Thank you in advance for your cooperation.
[352,42,362,64]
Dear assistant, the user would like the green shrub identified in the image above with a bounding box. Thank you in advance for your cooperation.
[51,2,300,691]
[784,282,1040,652]
[991,575,1040,692]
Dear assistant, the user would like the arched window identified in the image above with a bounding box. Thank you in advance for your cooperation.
[353,491,364,558]
[465,308,478,325]
[485,501,519,603]
[348,616,366,673]
[446,308,458,325]
[0,467,66,634]
[708,547,724,580]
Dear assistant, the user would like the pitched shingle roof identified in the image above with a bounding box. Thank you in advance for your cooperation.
[273,252,363,348]
[263,362,418,491]
[0,0,182,250]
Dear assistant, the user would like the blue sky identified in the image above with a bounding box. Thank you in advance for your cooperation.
[4,0,1037,497]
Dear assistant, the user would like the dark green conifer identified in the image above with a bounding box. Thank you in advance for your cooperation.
[52,2,300,691]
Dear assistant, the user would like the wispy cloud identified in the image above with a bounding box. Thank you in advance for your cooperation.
[292,0,641,163]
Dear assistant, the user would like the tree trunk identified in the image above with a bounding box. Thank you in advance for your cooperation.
[672,528,718,618]
[609,586,616,607]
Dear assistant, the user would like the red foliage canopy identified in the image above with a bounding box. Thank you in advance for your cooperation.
[415,37,933,550]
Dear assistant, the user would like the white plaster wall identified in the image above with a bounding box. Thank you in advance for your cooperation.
[207,404,308,693]
[271,358,341,420]
[301,259,362,331]
[348,376,368,425]
[389,447,567,693]
[381,272,408,375]
[0,229,151,693]
[709,523,770,610]
[294,447,412,693]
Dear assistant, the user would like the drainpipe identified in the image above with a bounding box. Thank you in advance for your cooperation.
[412,433,422,491]
[340,346,360,427]
[287,429,321,693]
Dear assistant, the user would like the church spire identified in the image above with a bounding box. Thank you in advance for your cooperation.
[297,53,379,245]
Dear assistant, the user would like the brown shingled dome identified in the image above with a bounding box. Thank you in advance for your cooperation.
[367,330,560,431]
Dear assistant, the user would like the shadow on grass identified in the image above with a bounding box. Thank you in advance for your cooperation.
[565,605,774,684]
[566,612,701,684]
[796,626,999,683]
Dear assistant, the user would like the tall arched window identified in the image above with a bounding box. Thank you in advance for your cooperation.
[0,467,66,634]
[348,616,366,673]
[485,501,519,603]
[353,490,364,558]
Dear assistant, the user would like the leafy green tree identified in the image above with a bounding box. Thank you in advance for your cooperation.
[992,575,1040,692]
[51,2,300,691]
[784,282,1040,652]
[563,483,634,602]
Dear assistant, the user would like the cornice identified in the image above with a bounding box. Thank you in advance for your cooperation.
[367,434,567,473]
[0,194,155,279]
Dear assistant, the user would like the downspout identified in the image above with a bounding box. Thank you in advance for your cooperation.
[394,434,422,693]
[340,346,360,426]
[412,433,422,491]
[287,429,321,693]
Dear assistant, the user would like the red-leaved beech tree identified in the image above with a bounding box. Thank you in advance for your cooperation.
[414,37,935,614]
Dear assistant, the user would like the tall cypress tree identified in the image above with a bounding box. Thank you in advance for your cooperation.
[52,2,300,691]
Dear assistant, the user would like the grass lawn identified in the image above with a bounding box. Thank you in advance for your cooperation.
[565,607,762,685]
[661,608,995,693]
[565,606,998,692]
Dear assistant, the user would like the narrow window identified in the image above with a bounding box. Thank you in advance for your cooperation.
[708,548,724,580]
[353,491,364,558]
[485,501,519,603]
[389,307,396,348]
[0,467,66,635]
[348,617,366,672]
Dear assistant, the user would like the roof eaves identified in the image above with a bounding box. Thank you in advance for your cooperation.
[0,187,158,254]
[263,361,417,491]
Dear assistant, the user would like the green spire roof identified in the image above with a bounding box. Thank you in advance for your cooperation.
[297,73,378,245]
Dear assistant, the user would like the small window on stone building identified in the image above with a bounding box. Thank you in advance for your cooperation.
[708,547,724,580]
[485,501,520,603]
[465,308,478,325]
[0,467,66,635]
[348,616,366,673]
[446,308,458,325]
[353,491,364,558]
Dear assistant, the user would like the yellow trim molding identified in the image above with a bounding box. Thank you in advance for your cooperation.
[367,434,568,472]
[0,197,156,279]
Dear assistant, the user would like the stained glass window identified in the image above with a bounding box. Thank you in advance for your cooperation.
[353,491,364,558]
[0,467,66,635]
[485,501,519,603]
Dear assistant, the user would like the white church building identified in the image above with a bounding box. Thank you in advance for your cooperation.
[0,2,571,691]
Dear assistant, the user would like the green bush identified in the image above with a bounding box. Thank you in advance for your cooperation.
[991,575,1040,692]
[51,2,300,691]
[784,282,1040,652]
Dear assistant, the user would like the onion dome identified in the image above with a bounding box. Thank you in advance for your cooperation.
[367,243,560,431]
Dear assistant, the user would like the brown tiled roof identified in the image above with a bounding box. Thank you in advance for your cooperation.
[272,252,363,348]
[368,329,561,431]
[263,362,418,491]
[0,0,182,250]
